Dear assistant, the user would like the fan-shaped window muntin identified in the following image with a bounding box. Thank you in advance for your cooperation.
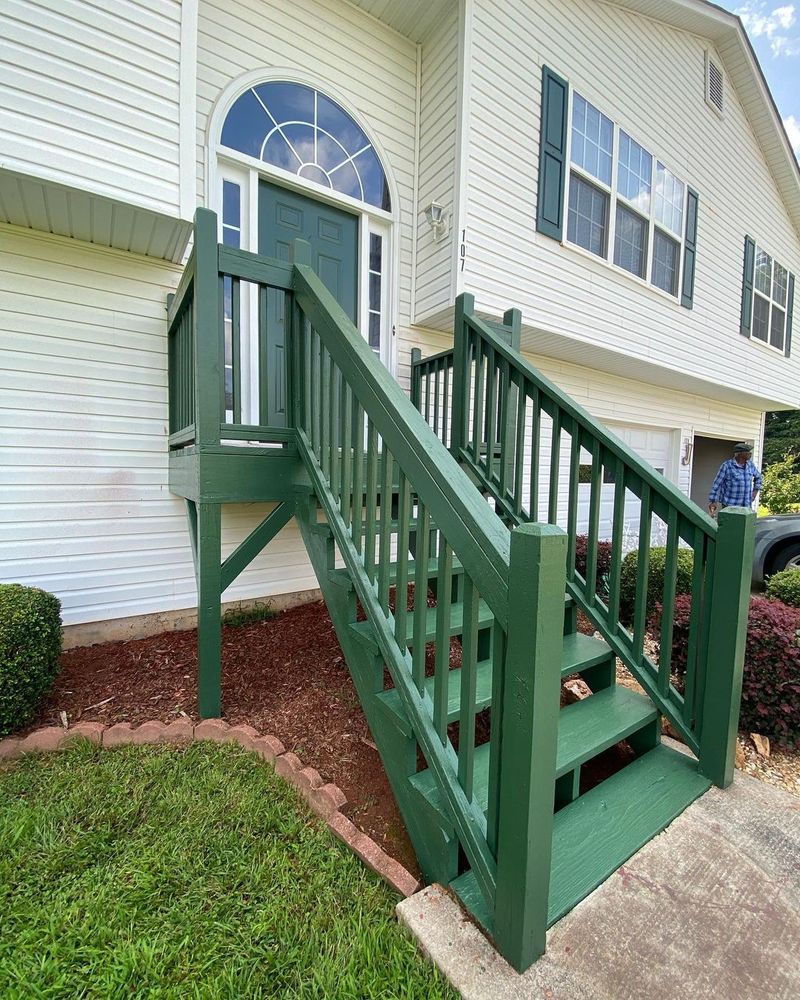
[221,82,391,212]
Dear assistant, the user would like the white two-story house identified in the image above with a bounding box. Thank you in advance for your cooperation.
[1,0,798,644]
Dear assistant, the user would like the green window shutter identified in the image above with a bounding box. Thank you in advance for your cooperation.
[536,66,569,240]
[785,273,794,357]
[680,188,699,309]
[740,235,756,337]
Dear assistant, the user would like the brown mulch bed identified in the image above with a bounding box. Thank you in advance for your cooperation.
[26,600,637,878]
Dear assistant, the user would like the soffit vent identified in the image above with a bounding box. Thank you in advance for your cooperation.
[705,54,724,114]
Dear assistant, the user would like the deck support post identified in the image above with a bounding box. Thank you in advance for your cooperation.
[493,522,566,971]
[196,501,223,718]
[699,506,756,788]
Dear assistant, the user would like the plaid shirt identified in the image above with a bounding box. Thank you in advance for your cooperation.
[708,458,762,507]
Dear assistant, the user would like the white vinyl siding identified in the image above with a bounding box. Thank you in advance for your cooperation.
[0,226,319,626]
[0,0,183,216]
[414,6,460,322]
[463,0,800,410]
[521,345,763,512]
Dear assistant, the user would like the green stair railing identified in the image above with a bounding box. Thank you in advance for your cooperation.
[290,256,569,970]
[412,293,756,789]
[167,211,575,970]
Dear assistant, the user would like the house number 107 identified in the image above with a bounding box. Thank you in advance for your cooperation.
[460,230,466,272]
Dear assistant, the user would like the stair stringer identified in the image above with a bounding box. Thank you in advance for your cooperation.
[294,491,459,886]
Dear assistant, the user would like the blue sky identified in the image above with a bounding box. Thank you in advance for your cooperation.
[719,3,800,157]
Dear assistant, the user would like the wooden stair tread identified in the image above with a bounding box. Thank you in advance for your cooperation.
[410,685,658,815]
[329,556,464,588]
[375,659,494,733]
[560,632,612,677]
[450,744,711,934]
[349,599,495,648]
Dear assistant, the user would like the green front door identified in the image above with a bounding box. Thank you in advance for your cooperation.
[258,181,359,426]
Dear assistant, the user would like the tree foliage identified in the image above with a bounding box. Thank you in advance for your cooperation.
[761,455,800,514]
[763,410,800,470]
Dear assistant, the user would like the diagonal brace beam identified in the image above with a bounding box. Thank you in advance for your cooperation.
[219,501,295,593]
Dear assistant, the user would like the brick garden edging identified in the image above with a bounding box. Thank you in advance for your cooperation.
[0,719,421,899]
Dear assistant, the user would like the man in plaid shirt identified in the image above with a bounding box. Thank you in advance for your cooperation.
[708,443,762,515]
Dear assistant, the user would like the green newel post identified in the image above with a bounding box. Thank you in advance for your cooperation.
[699,506,756,788]
[450,292,474,461]
[193,208,222,448]
[409,348,422,409]
[494,522,566,971]
[196,501,222,718]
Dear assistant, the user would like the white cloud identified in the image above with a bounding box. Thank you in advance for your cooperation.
[737,2,800,55]
[784,114,800,157]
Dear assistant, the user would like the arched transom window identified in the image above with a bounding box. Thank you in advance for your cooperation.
[221,81,391,211]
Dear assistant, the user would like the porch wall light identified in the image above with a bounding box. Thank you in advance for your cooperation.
[681,438,694,466]
[423,201,450,242]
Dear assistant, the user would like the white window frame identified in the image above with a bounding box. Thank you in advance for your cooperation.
[751,242,790,355]
[562,89,689,303]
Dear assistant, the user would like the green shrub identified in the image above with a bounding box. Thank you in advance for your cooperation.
[761,454,800,514]
[766,568,800,607]
[619,547,694,623]
[0,584,62,737]
[574,534,612,596]
[667,594,800,746]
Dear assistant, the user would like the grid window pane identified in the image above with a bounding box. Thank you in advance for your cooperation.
[651,229,680,296]
[772,260,788,307]
[752,294,770,342]
[617,131,652,212]
[654,163,684,237]
[567,174,609,257]
[770,304,786,350]
[571,94,613,185]
[754,249,772,296]
[222,181,241,227]
[614,204,647,278]
[368,233,383,355]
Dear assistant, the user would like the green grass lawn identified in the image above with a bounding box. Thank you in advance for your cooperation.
[0,740,456,999]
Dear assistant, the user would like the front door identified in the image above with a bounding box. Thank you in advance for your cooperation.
[258,181,359,426]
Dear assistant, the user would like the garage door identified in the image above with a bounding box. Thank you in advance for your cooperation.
[577,423,676,547]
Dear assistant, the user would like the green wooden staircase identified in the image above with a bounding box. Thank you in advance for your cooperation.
[166,210,756,973]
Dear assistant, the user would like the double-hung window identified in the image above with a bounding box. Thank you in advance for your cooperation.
[563,91,693,300]
[740,235,795,356]
[753,247,789,351]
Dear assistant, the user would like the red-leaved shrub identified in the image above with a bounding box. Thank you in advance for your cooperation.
[668,593,800,746]
[574,534,612,596]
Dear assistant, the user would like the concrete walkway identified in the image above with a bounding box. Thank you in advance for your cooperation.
[397,771,800,1000]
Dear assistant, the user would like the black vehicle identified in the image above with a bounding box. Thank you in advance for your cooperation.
[752,514,800,586]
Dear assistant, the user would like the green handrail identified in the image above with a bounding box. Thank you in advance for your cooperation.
[289,253,566,965]
[414,292,755,784]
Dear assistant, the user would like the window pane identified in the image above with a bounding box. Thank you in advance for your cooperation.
[654,163,684,236]
[222,181,241,228]
[570,94,613,185]
[770,304,786,350]
[368,312,381,350]
[617,131,652,212]
[651,229,680,295]
[222,226,240,248]
[754,249,772,297]
[369,272,381,312]
[221,82,391,210]
[614,204,647,278]
[772,260,788,307]
[752,294,770,342]
[369,233,382,272]
[567,174,609,257]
